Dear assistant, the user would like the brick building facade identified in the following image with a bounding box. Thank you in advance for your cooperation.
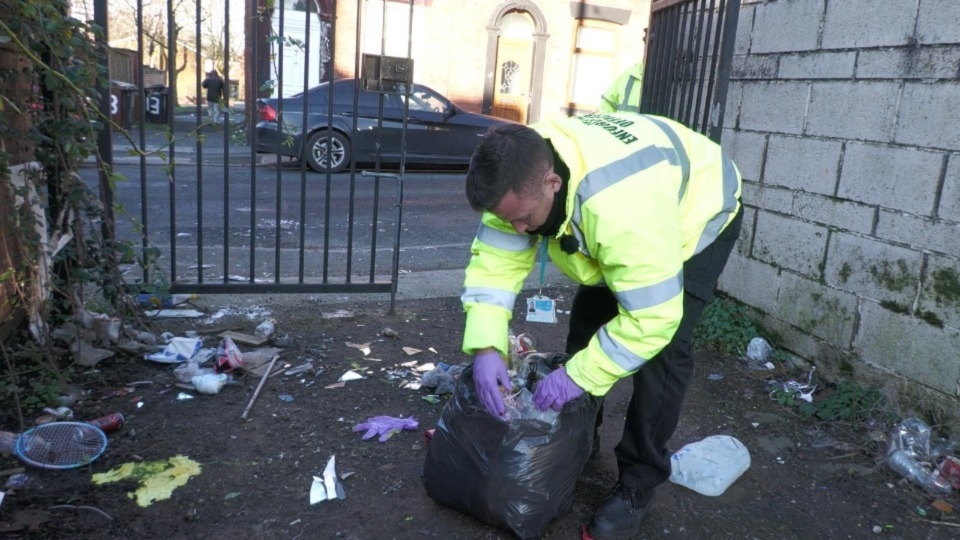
[329,0,652,124]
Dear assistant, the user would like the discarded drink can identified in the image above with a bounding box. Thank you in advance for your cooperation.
[87,413,125,434]
[939,455,960,489]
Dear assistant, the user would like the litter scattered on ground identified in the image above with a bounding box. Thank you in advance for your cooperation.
[707,373,724,381]
[931,499,955,514]
[72,340,114,367]
[144,337,202,364]
[743,337,775,370]
[191,373,229,395]
[241,352,281,420]
[272,333,295,348]
[402,347,422,355]
[4,473,28,489]
[174,362,213,384]
[0,431,18,454]
[353,416,419,443]
[419,362,465,395]
[940,456,960,489]
[213,336,244,373]
[91,455,201,507]
[284,363,316,376]
[338,370,364,382]
[345,342,371,356]
[381,327,399,339]
[241,348,285,376]
[769,367,817,403]
[203,305,272,324]
[144,309,205,318]
[310,455,345,504]
[321,309,354,319]
[136,293,196,309]
[669,435,751,496]
[42,406,74,420]
[254,318,277,340]
[885,417,958,494]
[218,330,268,347]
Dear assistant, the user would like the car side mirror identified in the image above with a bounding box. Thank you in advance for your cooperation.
[442,106,455,120]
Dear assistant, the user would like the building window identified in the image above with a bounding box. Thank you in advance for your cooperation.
[362,0,426,59]
[568,20,617,110]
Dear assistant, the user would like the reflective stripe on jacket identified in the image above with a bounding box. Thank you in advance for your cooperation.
[599,63,644,113]
[461,112,742,396]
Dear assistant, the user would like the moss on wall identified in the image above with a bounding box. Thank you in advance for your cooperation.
[838,262,852,284]
[931,267,960,306]
[869,259,913,292]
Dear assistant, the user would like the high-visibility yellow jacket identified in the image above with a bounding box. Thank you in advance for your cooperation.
[461,112,741,396]
[599,63,644,113]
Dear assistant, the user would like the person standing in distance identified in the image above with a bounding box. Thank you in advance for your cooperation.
[461,111,743,539]
[201,69,225,124]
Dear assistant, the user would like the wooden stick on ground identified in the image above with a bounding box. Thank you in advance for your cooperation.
[240,352,280,420]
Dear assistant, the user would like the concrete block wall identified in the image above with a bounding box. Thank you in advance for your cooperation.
[720,0,960,425]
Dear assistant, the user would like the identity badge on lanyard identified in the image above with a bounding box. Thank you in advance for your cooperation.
[526,239,557,323]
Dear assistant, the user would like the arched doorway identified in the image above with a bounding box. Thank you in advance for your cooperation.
[483,2,548,124]
[492,11,534,123]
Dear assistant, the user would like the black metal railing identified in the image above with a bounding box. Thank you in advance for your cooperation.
[100,0,410,309]
[640,0,740,142]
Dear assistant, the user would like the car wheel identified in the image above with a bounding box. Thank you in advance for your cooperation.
[305,130,349,173]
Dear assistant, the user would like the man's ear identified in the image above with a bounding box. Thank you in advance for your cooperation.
[544,170,562,193]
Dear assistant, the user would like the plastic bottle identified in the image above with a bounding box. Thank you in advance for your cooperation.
[668,435,751,496]
[887,450,953,494]
[255,318,277,339]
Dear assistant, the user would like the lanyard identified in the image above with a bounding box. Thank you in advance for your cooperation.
[537,238,549,295]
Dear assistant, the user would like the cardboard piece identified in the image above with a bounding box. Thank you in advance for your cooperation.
[220,330,268,347]
[241,348,284,376]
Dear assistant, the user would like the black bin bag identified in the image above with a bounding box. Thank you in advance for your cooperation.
[423,362,601,539]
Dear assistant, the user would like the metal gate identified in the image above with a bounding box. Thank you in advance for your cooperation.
[96,0,414,310]
[639,0,741,142]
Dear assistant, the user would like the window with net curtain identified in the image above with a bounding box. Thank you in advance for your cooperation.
[569,21,617,109]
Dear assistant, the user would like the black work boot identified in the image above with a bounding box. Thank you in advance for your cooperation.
[587,483,653,540]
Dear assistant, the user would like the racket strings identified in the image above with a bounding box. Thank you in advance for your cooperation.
[15,422,108,469]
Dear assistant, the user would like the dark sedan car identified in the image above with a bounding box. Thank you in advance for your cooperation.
[255,79,513,173]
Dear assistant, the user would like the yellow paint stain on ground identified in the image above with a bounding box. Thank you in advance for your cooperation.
[92,455,201,507]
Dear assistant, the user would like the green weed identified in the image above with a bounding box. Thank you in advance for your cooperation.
[799,380,889,422]
[694,296,761,357]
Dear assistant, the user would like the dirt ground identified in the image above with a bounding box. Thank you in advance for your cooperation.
[2,286,959,539]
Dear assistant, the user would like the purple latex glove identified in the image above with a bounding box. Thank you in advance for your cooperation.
[473,349,512,417]
[532,367,584,411]
[353,415,418,442]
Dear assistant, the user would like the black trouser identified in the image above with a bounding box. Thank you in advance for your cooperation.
[566,207,742,505]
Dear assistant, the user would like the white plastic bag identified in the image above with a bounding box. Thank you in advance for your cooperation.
[668,435,751,496]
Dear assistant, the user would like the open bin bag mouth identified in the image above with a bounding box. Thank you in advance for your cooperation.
[423,363,601,539]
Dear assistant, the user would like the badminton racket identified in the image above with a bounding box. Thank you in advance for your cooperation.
[14,422,108,470]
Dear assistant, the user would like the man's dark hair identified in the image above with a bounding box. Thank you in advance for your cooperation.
[465,123,553,212]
